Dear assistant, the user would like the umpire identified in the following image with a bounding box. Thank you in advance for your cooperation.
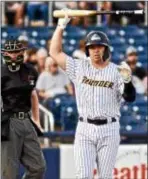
[1,39,46,179]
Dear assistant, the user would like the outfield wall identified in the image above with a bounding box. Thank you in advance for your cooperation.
[19,144,147,179]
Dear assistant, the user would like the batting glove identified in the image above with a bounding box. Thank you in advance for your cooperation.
[58,8,71,29]
[118,62,132,83]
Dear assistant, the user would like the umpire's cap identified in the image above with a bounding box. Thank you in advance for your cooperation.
[1,39,27,52]
[85,31,111,61]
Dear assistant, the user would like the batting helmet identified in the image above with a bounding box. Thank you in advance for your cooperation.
[85,31,111,61]
[1,39,27,72]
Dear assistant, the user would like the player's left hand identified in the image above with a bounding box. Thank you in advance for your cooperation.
[58,8,71,29]
[118,62,132,83]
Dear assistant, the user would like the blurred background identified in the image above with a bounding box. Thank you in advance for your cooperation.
[1,1,148,179]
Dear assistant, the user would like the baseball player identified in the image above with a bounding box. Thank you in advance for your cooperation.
[1,39,46,179]
[50,10,136,179]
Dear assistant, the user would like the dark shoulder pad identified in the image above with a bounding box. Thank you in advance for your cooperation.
[23,63,38,79]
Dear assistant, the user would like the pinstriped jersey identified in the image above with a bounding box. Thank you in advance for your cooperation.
[65,56,124,120]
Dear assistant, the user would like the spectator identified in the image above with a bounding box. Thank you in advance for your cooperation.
[36,57,73,102]
[72,39,86,59]
[77,1,97,26]
[66,2,78,9]
[5,2,25,27]
[36,48,48,73]
[124,46,146,94]
[100,2,112,25]
[54,1,78,10]
[53,2,67,10]
[27,2,48,26]
[70,17,81,27]
[132,76,145,94]
[125,46,146,80]
[24,48,38,70]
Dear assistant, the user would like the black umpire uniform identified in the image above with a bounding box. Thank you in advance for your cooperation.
[1,40,46,179]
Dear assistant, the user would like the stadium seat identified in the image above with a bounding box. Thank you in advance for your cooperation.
[86,25,107,32]
[46,94,78,128]
[2,27,21,39]
[60,105,78,131]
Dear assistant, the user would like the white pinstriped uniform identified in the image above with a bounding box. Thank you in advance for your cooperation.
[65,56,124,179]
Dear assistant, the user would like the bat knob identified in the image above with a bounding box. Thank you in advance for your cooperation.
[134,10,144,14]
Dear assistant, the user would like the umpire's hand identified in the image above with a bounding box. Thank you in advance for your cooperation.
[30,119,44,136]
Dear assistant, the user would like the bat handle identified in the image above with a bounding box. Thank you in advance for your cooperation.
[96,10,144,15]
[115,10,144,15]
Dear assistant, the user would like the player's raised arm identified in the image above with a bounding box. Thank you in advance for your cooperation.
[50,9,71,70]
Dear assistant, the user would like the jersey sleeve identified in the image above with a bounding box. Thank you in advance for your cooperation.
[65,55,81,82]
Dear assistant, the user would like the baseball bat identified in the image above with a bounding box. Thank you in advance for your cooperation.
[53,10,144,18]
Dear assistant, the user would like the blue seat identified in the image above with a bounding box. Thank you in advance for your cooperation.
[130,123,147,134]
[121,122,147,136]
[135,38,147,46]
[2,27,21,39]
[120,116,132,126]
[113,44,127,53]
[66,26,87,38]
[24,27,52,39]
[47,94,77,127]
[59,94,78,130]
[139,106,147,116]
[60,106,78,131]
[64,45,75,55]
[86,25,107,32]
[47,97,62,126]
[110,37,126,46]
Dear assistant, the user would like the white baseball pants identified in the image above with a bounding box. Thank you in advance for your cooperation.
[74,121,120,179]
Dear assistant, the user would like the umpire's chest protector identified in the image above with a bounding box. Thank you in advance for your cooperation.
[1,63,38,141]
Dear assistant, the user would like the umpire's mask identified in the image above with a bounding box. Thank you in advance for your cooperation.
[1,40,27,72]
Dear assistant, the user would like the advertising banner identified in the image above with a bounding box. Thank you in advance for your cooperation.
[60,144,147,179]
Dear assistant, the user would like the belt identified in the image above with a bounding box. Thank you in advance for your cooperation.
[10,112,29,120]
[79,117,116,125]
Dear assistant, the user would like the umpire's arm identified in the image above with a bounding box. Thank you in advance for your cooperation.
[31,90,43,130]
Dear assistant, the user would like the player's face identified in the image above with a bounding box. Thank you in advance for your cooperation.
[88,45,105,63]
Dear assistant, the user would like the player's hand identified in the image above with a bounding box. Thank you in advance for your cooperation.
[58,8,71,29]
[118,62,132,83]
